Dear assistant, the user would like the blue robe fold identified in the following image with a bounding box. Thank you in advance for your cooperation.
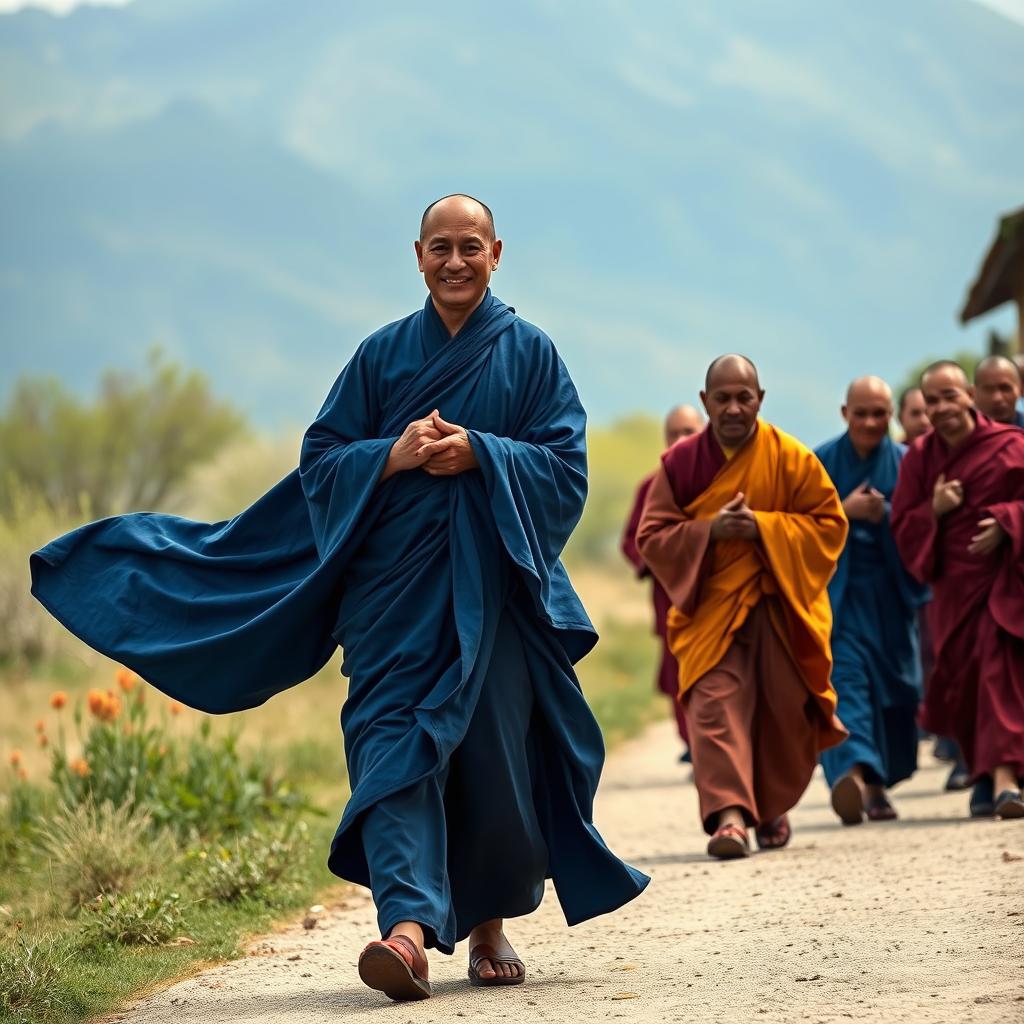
[31,290,648,932]
[814,432,928,788]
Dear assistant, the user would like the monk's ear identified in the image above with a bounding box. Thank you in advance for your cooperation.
[414,239,425,272]
[966,385,975,401]
[757,389,766,405]
[699,390,709,415]
[490,238,503,268]
[841,404,850,422]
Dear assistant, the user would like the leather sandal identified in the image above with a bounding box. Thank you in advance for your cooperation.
[468,942,526,987]
[994,789,1024,819]
[831,774,865,826]
[707,822,750,859]
[866,794,898,822]
[358,934,431,1001]
[755,814,792,850]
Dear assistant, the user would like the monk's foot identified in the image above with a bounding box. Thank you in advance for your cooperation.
[358,924,431,1001]
[831,773,865,826]
[994,789,1024,819]
[468,920,526,987]
[865,785,898,822]
[754,814,792,850]
[707,822,750,859]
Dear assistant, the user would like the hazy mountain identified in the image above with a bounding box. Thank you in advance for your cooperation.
[2,0,1022,441]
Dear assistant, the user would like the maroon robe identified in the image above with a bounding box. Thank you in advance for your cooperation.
[622,472,689,745]
[891,413,1024,779]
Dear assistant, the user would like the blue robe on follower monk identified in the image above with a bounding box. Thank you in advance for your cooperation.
[31,291,649,952]
[814,433,929,789]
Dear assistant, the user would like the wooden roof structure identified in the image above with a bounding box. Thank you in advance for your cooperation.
[960,207,1024,337]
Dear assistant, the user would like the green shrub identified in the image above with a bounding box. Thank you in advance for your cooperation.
[48,681,310,840]
[81,890,185,946]
[39,801,170,908]
[193,820,308,903]
[0,933,74,1022]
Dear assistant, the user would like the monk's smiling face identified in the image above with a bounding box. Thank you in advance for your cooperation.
[842,377,892,458]
[415,196,501,333]
[701,356,764,449]
[921,364,974,446]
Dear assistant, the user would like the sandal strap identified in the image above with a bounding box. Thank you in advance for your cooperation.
[375,935,429,981]
[470,943,525,972]
[714,823,748,843]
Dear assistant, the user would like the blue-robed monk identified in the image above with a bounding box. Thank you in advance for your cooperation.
[30,194,648,1002]
[815,376,928,826]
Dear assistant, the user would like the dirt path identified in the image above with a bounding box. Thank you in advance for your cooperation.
[114,720,1024,1024]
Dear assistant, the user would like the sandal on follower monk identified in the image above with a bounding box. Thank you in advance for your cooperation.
[830,774,864,826]
[707,822,750,860]
[358,935,431,1001]
[468,943,526,987]
[755,814,792,850]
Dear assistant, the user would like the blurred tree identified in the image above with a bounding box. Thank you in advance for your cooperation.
[564,414,662,568]
[0,350,247,519]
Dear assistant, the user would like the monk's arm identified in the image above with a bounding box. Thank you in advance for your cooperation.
[984,455,1024,561]
[890,450,940,583]
[751,452,848,602]
[621,479,652,577]
[636,465,712,616]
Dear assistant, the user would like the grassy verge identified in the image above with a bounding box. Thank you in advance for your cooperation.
[1,571,665,1024]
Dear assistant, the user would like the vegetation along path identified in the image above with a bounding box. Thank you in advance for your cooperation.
[115,719,1024,1024]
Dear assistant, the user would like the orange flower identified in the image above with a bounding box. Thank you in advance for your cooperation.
[34,719,46,733]
[87,689,121,722]
[9,750,22,767]
[49,691,68,710]
[17,767,27,781]
[37,734,49,748]
[168,700,184,716]
[115,668,137,693]
[70,757,90,777]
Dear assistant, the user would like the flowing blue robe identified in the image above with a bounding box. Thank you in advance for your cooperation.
[815,433,928,788]
[31,291,648,943]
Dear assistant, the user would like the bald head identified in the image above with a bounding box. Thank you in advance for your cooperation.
[664,404,705,447]
[420,194,495,242]
[973,354,1022,424]
[845,375,892,406]
[920,360,969,391]
[842,376,893,455]
[704,353,760,392]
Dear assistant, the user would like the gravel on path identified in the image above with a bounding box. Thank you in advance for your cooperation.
[113,720,1024,1024]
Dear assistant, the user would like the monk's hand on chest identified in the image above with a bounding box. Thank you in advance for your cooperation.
[843,481,886,524]
[710,491,759,542]
[932,473,964,518]
[382,410,445,480]
[967,516,1005,556]
[416,411,480,477]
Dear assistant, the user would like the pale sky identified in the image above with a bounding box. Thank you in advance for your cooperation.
[1,0,1023,21]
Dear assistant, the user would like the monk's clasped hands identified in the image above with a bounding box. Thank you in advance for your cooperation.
[416,412,479,476]
[710,492,759,541]
[843,481,886,524]
[932,473,964,517]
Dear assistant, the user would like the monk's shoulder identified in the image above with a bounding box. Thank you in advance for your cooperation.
[661,431,703,475]
[504,315,561,366]
[357,308,421,360]
[766,422,821,473]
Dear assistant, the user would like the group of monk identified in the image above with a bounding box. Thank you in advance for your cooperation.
[624,354,1024,859]
[31,194,1023,1001]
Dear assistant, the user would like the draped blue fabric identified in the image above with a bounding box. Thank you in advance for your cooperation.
[815,433,928,787]
[31,290,648,933]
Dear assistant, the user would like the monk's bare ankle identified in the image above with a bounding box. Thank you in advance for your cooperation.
[993,765,1018,793]
[718,807,746,832]
[387,921,425,955]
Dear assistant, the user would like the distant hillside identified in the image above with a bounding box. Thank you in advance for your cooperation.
[2,0,1022,442]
